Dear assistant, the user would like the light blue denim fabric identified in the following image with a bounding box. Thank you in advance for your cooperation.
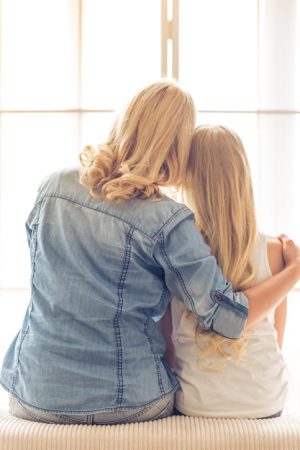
[0,168,248,415]
[9,393,175,424]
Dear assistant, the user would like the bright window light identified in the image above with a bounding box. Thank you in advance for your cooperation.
[180,0,257,110]
[1,0,79,109]
[81,0,161,109]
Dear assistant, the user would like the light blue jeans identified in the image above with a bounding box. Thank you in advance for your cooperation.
[9,393,175,425]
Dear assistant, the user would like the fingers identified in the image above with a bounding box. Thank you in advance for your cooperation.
[277,234,299,255]
[277,234,293,244]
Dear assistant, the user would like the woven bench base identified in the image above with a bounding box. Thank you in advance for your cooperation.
[1,411,300,450]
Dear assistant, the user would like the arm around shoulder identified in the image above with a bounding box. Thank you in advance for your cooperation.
[244,235,300,330]
[153,213,248,339]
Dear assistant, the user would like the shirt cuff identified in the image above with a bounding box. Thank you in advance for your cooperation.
[209,290,248,339]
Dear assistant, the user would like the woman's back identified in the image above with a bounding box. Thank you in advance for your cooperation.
[172,233,288,418]
[1,166,250,414]
[1,168,187,412]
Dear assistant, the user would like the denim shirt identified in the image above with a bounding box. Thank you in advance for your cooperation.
[0,168,248,414]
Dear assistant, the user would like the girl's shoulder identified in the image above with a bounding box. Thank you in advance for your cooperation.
[253,233,284,282]
[266,235,284,276]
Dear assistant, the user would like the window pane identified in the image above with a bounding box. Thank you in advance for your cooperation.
[81,0,161,109]
[1,0,79,109]
[80,112,116,149]
[297,2,300,109]
[258,0,297,110]
[0,114,80,288]
[257,114,300,242]
[180,0,258,110]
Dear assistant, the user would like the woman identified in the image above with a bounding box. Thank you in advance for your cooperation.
[1,82,299,425]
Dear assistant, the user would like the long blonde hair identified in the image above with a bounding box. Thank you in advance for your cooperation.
[80,81,196,201]
[185,125,257,369]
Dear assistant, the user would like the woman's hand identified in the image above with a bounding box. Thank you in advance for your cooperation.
[278,234,300,272]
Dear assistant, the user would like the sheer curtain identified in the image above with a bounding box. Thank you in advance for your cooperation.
[0,0,299,410]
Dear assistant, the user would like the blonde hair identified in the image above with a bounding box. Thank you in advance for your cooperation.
[185,125,257,370]
[80,81,196,201]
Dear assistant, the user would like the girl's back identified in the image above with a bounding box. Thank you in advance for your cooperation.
[172,232,288,418]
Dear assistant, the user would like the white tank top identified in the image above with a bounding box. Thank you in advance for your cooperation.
[171,233,288,418]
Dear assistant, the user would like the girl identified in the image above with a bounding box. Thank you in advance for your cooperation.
[171,125,291,419]
[1,84,299,425]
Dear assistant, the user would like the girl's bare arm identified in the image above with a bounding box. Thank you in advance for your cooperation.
[244,235,299,330]
[267,237,287,349]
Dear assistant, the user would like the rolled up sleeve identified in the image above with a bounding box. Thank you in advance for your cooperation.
[153,211,248,339]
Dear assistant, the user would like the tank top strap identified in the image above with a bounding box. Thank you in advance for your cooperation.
[252,232,273,284]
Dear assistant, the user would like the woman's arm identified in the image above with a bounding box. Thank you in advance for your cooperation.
[154,213,300,340]
[244,234,299,330]
[154,214,248,339]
